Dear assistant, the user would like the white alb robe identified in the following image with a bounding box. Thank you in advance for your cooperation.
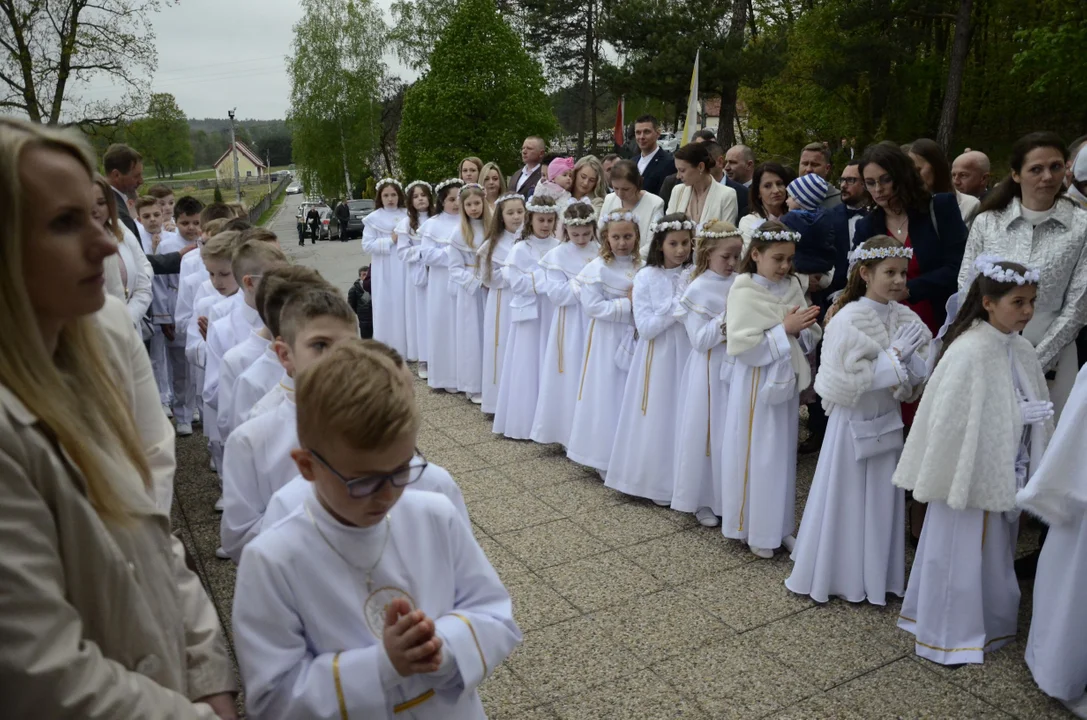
[362,207,410,357]
[419,213,461,391]
[606,265,691,502]
[670,270,733,516]
[566,255,637,473]
[1019,363,1087,703]
[719,273,820,551]
[530,240,598,446]
[786,297,929,605]
[232,347,285,431]
[263,461,471,530]
[477,231,517,414]
[599,192,665,259]
[492,235,559,439]
[217,330,271,442]
[446,219,487,396]
[203,293,261,418]
[221,394,300,562]
[395,213,429,363]
[233,490,522,720]
[248,375,294,422]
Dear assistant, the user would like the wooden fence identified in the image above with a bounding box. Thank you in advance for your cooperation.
[249,176,291,225]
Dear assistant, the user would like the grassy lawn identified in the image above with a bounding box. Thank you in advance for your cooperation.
[256,189,288,226]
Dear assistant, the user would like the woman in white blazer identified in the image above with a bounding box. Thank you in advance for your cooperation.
[667,142,738,226]
[94,175,153,332]
[600,159,665,258]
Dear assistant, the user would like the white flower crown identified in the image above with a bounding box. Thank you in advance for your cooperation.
[405,180,433,195]
[459,183,484,195]
[849,246,914,264]
[651,219,696,234]
[750,229,801,243]
[564,214,597,227]
[525,200,559,214]
[973,254,1041,285]
[598,210,638,228]
[695,224,741,239]
[375,178,402,191]
[435,178,465,194]
[496,192,524,205]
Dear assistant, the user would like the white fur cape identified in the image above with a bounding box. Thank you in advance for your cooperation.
[726,273,822,390]
[892,320,1052,512]
[815,299,931,410]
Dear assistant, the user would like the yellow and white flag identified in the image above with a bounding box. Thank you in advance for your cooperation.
[680,49,700,146]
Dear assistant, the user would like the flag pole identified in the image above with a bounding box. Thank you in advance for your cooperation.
[681,50,700,146]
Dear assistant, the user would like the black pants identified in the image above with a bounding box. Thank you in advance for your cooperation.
[297,224,305,245]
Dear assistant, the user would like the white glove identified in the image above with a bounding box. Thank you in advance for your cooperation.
[1019,399,1054,425]
[891,323,926,362]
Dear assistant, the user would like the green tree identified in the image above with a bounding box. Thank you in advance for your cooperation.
[287,0,385,198]
[398,0,558,181]
[125,93,193,177]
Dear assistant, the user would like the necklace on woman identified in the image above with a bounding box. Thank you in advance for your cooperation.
[305,501,391,593]
[688,181,710,222]
[887,212,909,237]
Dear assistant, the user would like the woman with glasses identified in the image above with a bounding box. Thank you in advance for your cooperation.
[853,142,968,335]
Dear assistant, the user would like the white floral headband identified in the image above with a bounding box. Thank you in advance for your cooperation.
[695,224,741,239]
[651,219,696,234]
[564,213,597,227]
[848,246,914,269]
[459,183,484,195]
[435,178,465,194]
[375,178,402,191]
[973,254,1040,285]
[496,192,523,205]
[405,180,433,195]
[750,229,801,243]
[525,200,559,214]
[598,210,637,228]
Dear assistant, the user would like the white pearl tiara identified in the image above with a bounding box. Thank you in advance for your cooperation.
[598,210,637,228]
[750,229,801,243]
[435,178,465,194]
[405,180,433,195]
[375,178,402,191]
[651,219,696,234]
[849,246,914,263]
[525,200,559,214]
[496,192,524,205]
[974,255,1041,285]
[696,224,741,239]
[459,183,484,195]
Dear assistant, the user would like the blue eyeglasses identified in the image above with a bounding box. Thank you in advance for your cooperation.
[309,448,428,498]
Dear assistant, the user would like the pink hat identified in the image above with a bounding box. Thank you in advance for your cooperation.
[548,157,574,182]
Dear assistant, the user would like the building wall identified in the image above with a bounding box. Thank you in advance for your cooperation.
[215,152,263,181]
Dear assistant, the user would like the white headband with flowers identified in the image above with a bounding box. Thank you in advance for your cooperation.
[973,254,1041,285]
[598,210,637,228]
[435,178,465,194]
[651,218,696,234]
[459,183,484,195]
[848,245,914,266]
[375,178,402,191]
[525,200,559,214]
[496,192,523,205]
[696,225,742,239]
[750,228,801,243]
[405,180,433,195]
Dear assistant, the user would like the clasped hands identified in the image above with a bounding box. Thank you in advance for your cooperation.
[890,323,926,362]
[1019,397,1054,425]
[383,598,444,677]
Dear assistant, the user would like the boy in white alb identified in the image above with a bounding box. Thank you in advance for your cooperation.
[163,195,204,434]
[220,285,358,561]
[233,340,520,719]
[262,340,470,529]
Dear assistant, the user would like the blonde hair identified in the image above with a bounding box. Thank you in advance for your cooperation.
[92,175,123,243]
[202,217,228,238]
[573,156,607,203]
[0,117,151,523]
[599,215,642,265]
[278,285,355,346]
[457,185,491,250]
[479,161,507,198]
[230,238,288,286]
[295,339,419,451]
[691,219,741,279]
[201,230,244,263]
[240,227,278,243]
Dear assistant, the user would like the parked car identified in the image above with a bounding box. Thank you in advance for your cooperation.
[296,201,330,239]
[658,132,680,152]
[329,198,375,241]
[317,207,333,241]
[286,181,303,194]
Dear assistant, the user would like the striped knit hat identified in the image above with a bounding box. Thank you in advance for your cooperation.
[787,173,828,211]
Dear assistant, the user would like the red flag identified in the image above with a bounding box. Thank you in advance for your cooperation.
[613,96,625,147]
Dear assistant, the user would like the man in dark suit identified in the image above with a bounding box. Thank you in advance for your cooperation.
[510,136,546,198]
[824,159,870,297]
[634,115,675,199]
[104,143,185,275]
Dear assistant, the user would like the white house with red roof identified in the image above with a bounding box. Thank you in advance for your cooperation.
[213,141,267,182]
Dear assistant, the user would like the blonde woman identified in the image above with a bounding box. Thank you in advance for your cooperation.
[93,174,153,332]
[573,155,608,211]
[0,117,237,719]
[480,160,507,211]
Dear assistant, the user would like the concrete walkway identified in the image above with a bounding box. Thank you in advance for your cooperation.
[172,196,1072,718]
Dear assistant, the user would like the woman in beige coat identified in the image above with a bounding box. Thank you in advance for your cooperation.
[0,118,237,718]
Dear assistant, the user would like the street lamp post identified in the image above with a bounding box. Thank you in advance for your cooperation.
[228,108,242,205]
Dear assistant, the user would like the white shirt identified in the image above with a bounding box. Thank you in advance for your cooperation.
[248,375,294,422]
[515,164,540,191]
[637,146,660,175]
[203,295,262,409]
[220,396,300,561]
[263,462,471,530]
[232,490,522,720]
[233,348,285,429]
[217,330,272,442]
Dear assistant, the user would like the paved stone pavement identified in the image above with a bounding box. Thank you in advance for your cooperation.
[172,196,1073,718]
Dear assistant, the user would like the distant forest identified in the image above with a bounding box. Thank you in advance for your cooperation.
[188,118,292,168]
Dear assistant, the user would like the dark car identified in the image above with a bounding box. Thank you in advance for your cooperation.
[330,198,375,241]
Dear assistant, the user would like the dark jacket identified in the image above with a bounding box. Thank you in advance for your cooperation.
[853,192,967,322]
[335,202,350,224]
[639,148,676,199]
[825,203,868,296]
[112,185,181,275]
[347,279,373,339]
[510,166,542,199]
[781,209,837,276]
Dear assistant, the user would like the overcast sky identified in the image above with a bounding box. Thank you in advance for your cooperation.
[75,0,414,121]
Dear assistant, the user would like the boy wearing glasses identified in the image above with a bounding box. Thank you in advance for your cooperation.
[261,339,468,528]
[233,340,520,719]
[219,285,357,561]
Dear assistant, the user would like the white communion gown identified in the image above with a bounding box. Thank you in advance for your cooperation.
[606,265,691,503]
[395,212,429,363]
[361,207,409,357]
[492,235,559,439]
[478,231,516,413]
[786,297,929,605]
[670,270,734,517]
[419,212,461,392]
[530,240,599,447]
[565,255,637,474]
[446,219,487,397]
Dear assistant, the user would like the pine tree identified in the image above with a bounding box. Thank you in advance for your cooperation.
[214,183,224,203]
[398,0,558,181]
